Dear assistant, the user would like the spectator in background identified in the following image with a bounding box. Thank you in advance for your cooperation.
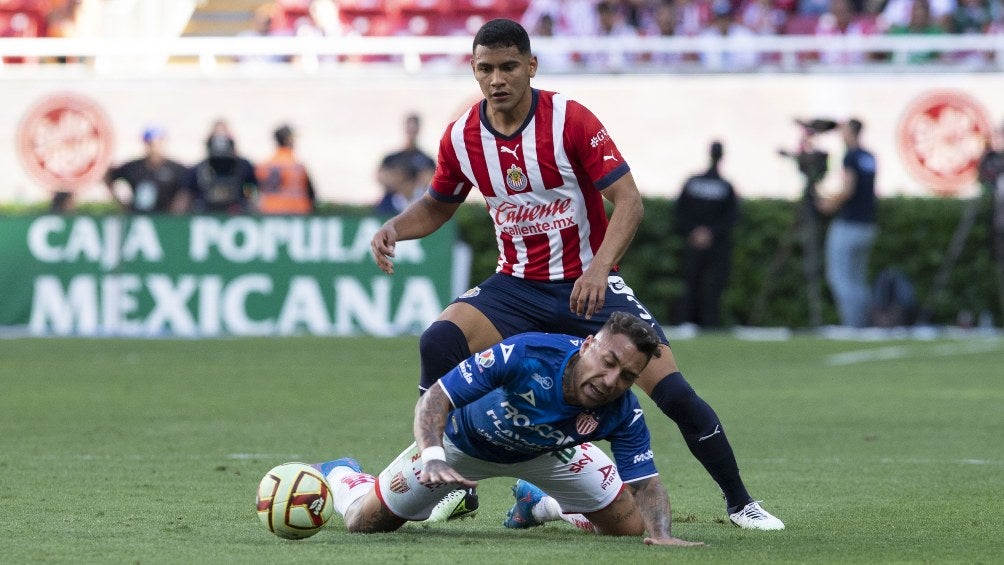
[582,1,642,71]
[816,118,878,328]
[815,0,876,65]
[182,120,258,214]
[675,140,740,328]
[619,0,659,31]
[799,0,832,17]
[885,0,947,63]
[374,113,435,215]
[675,0,714,36]
[255,124,316,214]
[104,125,189,214]
[880,0,955,30]
[643,0,687,67]
[698,0,760,71]
[237,4,292,65]
[740,0,789,35]
[521,0,599,36]
[949,0,996,33]
[373,153,425,216]
[530,13,575,72]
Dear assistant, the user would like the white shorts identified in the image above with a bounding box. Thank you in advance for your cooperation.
[375,438,624,521]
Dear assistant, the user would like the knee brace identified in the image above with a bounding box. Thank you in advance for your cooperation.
[418,320,471,395]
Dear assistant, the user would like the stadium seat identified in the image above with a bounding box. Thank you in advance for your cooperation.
[781,13,819,35]
[449,0,507,15]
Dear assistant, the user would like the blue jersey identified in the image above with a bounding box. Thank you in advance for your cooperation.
[438,332,658,482]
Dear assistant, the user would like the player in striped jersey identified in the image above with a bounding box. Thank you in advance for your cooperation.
[369,18,783,531]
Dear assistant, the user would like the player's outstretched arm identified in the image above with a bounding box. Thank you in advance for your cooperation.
[370,194,461,274]
[570,173,644,319]
[412,383,477,489]
[630,477,705,547]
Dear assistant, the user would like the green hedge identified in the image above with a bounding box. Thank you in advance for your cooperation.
[455,196,1003,328]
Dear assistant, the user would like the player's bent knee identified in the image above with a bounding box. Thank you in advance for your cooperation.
[344,493,407,533]
[583,488,645,536]
[418,320,471,393]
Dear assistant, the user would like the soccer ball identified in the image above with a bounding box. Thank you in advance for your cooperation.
[256,462,334,539]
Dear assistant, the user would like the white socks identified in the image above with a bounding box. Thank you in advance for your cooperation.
[534,495,597,534]
[325,466,375,516]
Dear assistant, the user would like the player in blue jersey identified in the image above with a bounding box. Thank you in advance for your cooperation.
[315,312,702,546]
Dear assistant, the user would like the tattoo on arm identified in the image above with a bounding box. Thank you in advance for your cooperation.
[414,384,452,449]
[632,477,672,538]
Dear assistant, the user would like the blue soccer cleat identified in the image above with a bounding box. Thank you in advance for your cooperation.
[312,457,362,478]
[503,479,546,529]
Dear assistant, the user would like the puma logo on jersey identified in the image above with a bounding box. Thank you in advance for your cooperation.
[500,145,520,157]
[603,153,618,162]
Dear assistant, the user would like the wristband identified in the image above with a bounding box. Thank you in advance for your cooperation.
[421,446,446,465]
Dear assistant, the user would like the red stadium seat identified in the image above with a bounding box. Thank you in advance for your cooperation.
[450,0,507,15]
[337,0,387,16]
[390,0,448,16]
[782,13,819,35]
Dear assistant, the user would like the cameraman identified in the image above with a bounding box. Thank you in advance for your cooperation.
[816,118,878,328]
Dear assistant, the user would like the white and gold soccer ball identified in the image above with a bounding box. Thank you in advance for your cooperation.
[256,462,334,539]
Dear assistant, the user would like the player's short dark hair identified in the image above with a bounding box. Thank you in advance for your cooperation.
[710,140,724,162]
[473,18,531,55]
[274,124,294,147]
[847,118,863,136]
[602,311,662,362]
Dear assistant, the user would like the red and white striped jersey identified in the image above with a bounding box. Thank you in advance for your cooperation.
[430,89,630,281]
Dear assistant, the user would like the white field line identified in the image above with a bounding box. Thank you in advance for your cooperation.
[826,339,1004,366]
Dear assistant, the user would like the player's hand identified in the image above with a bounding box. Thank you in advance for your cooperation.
[419,460,478,489]
[688,226,713,249]
[643,535,705,547]
[370,224,398,275]
[569,268,607,319]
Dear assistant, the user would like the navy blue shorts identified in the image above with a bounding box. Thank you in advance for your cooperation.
[453,272,669,344]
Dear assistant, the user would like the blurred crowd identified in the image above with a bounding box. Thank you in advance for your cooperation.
[4,0,1003,51]
[2,0,1001,70]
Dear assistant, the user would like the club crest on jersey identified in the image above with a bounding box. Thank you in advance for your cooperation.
[475,349,495,370]
[390,471,410,494]
[576,413,599,435]
[505,164,529,192]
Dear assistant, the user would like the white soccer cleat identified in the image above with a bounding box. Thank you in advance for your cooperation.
[425,488,479,522]
[728,501,785,530]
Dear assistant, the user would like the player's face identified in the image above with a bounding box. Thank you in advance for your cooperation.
[471,45,537,119]
[569,333,648,409]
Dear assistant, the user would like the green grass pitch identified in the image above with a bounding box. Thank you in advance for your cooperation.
[1,334,1002,563]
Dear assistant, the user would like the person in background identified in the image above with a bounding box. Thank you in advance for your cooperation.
[373,113,435,215]
[104,125,189,214]
[675,140,740,328]
[885,0,948,63]
[255,124,316,214]
[817,118,878,328]
[182,120,258,214]
[697,0,760,71]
